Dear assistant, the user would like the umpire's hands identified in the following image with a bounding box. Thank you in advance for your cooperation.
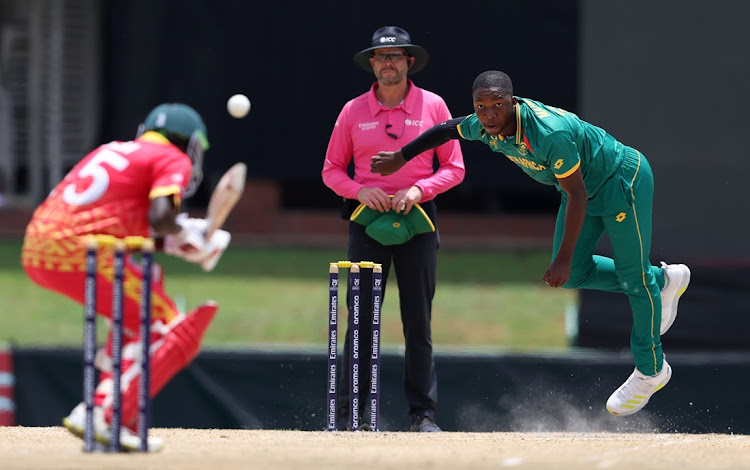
[371,150,407,176]
[357,187,392,213]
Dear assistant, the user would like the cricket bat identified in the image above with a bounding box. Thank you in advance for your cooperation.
[205,162,247,241]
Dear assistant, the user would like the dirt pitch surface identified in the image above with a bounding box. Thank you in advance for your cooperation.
[2,427,749,470]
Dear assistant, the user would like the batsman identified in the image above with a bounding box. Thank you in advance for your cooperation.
[21,103,233,451]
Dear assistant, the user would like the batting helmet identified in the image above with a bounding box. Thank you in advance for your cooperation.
[137,103,210,197]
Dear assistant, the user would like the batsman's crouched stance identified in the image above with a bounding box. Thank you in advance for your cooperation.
[21,103,232,452]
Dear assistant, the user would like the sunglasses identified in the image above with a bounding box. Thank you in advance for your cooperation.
[371,51,409,63]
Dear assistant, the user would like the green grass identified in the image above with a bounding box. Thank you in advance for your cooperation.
[0,240,576,350]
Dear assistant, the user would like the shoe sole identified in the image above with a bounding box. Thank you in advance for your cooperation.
[62,416,161,452]
[660,267,691,335]
[63,416,115,450]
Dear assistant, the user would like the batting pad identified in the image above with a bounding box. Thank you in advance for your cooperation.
[107,301,218,428]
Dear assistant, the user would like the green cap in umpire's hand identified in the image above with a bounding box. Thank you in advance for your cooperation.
[350,202,435,246]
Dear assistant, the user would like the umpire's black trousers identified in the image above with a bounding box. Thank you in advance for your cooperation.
[336,200,439,426]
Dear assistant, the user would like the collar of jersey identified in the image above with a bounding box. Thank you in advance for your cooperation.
[513,99,522,144]
[138,131,171,145]
[368,79,417,116]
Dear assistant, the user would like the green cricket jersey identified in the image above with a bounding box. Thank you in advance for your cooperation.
[457,97,663,374]
[457,98,629,215]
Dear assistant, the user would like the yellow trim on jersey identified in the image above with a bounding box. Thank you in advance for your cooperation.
[150,184,181,199]
[514,103,522,144]
[150,184,183,207]
[554,160,581,179]
[138,131,171,144]
[457,121,467,139]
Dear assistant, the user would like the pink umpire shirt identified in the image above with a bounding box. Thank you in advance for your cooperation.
[322,80,465,202]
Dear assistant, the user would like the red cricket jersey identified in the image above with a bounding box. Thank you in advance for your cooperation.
[22,132,192,270]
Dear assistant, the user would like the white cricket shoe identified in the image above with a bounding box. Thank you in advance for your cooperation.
[659,262,691,335]
[62,402,164,452]
[606,360,672,416]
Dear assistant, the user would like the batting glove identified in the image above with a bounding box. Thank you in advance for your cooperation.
[163,214,209,263]
[163,214,231,270]
[199,228,231,272]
